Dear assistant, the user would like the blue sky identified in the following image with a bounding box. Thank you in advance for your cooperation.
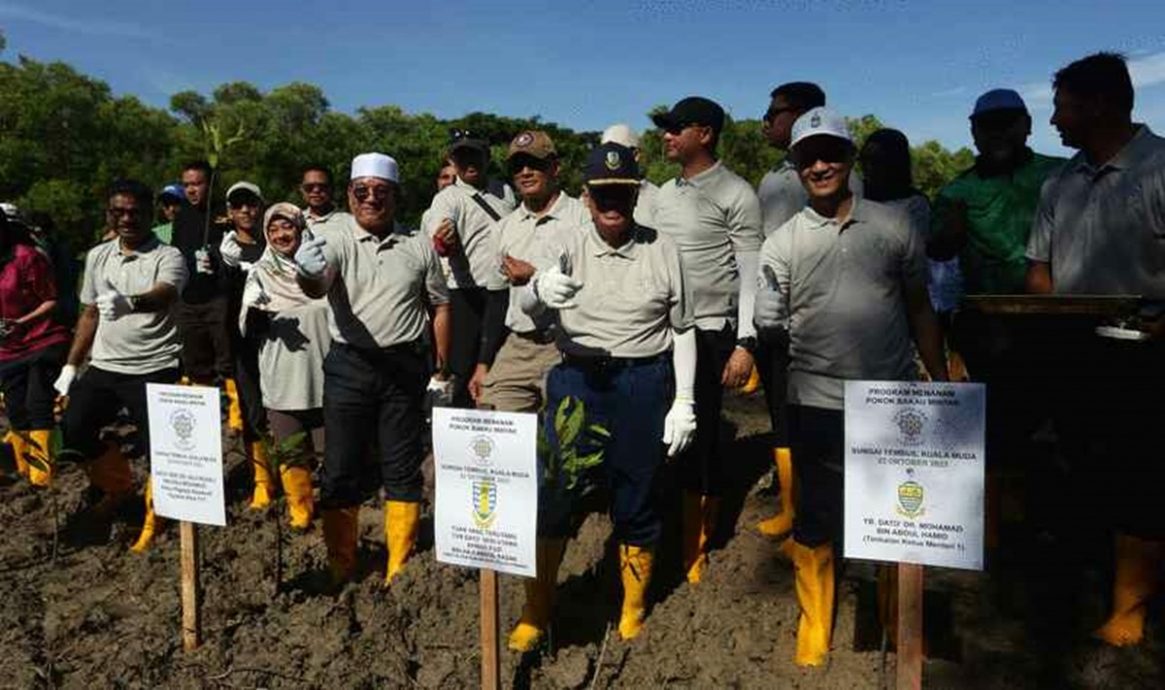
[3,0,1164,157]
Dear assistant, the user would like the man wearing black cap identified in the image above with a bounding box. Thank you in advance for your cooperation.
[651,96,764,585]
[507,142,696,650]
[422,131,516,407]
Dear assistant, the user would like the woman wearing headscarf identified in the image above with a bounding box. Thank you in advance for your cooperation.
[0,211,70,486]
[238,202,331,528]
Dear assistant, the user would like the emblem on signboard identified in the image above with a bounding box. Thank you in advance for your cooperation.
[893,407,927,446]
[169,409,197,451]
[472,477,498,529]
[470,435,495,466]
[896,469,925,518]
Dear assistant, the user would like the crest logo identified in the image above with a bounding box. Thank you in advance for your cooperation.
[472,477,498,529]
[605,150,621,170]
[810,112,822,128]
[470,435,495,466]
[515,131,534,147]
[897,478,925,519]
[169,409,197,451]
[893,407,927,446]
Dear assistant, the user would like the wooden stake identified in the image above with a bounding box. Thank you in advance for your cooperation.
[180,521,201,651]
[479,568,500,690]
[896,563,923,690]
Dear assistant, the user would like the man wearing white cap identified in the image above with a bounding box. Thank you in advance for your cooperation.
[296,152,452,586]
[601,123,659,226]
[754,108,947,667]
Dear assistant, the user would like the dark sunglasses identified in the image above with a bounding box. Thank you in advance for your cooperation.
[352,184,392,202]
[508,156,551,176]
[301,182,330,193]
[763,105,797,123]
[792,138,854,167]
[228,196,261,209]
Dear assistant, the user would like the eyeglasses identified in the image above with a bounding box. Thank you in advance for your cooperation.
[508,156,551,176]
[791,139,855,167]
[352,184,392,202]
[763,106,797,123]
[301,183,330,193]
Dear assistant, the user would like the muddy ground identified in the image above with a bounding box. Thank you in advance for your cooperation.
[1,392,1162,689]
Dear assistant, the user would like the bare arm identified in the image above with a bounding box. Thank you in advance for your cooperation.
[1025,261,1053,294]
[66,304,99,367]
[297,269,333,300]
[432,302,451,375]
[13,299,57,326]
[905,282,948,382]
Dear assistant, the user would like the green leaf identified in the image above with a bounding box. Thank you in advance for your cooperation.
[554,396,586,448]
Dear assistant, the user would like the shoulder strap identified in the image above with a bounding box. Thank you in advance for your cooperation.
[469,191,504,223]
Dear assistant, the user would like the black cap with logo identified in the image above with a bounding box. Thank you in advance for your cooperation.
[583,143,640,186]
[651,96,725,135]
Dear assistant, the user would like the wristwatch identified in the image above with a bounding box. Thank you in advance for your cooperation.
[736,336,757,353]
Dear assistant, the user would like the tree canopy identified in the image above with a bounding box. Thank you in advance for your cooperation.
[1,54,976,251]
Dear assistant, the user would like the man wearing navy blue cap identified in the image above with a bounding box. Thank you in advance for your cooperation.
[651,96,765,585]
[153,183,184,245]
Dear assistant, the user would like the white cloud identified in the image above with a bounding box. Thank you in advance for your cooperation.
[1023,50,1165,104]
[0,2,151,39]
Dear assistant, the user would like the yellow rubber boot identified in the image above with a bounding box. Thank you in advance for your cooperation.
[322,506,359,585]
[757,447,795,539]
[130,476,158,553]
[618,544,654,640]
[248,441,273,510]
[792,541,835,667]
[1095,534,1162,647]
[384,500,421,585]
[508,538,567,652]
[9,430,31,480]
[85,442,134,517]
[682,493,719,584]
[740,364,761,394]
[224,378,243,433]
[280,465,315,529]
[26,429,54,487]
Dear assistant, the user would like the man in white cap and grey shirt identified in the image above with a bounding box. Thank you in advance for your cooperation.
[754,107,946,667]
[601,123,659,226]
[295,152,451,587]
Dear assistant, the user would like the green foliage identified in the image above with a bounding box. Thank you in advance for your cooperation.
[541,396,609,490]
[1,55,978,249]
[262,431,310,474]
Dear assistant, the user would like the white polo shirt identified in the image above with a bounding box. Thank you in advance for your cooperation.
[1026,125,1165,297]
[487,192,591,334]
[81,235,187,375]
[422,177,516,290]
[653,161,764,338]
[316,216,449,349]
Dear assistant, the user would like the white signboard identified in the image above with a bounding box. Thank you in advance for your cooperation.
[433,408,537,577]
[146,383,226,526]
[844,381,986,570]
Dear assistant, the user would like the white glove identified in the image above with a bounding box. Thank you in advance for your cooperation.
[53,364,77,397]
[426,376,453,408]
[238,260,254,273]
[662,398,697,457]
[295,230,328,278]
[220,231,243,268]
[532,265,583,310]
[754,265,788,331]
[96,277,133,321]
[241,275,270,309]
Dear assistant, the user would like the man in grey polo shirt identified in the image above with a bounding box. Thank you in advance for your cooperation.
[300,163,352,235]
[651,96,763,584]
[755,108,946,667]
[422,131,517,408]
[296,152,451,587]
[469,130,590,411]
[1025,52,1165,648]
[54,179,187,535]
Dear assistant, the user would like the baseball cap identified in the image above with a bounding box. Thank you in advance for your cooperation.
[350,153,400,183]
[226,181,263,203]
[448,129,491,157]
[789,107,853,150]
[583,143,640,186]
[160,183,185,202]
[508,130,556,160]
[971,89,1028,118]
[651,97,725,135]
[601,123,640,149]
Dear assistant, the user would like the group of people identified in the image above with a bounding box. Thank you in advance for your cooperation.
[1,49,1163,666]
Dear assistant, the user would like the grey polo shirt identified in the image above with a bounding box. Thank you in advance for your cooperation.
[422,177,517,290]
[551,224,693,358]
[304,208,353,236]
[316,216,449,349]
[258,300,331,410]
[634,179,660,227]
[1025,125,1165,297]
[761,199,926,411]
[758,160,864,237]
[81,235,187,375]
[654,162,764,338]
[487,192,591,334]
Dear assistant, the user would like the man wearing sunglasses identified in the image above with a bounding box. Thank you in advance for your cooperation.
[54,180,187,536]
[422,131,516,408]
[651,96,764,585]
[295,152,451,587]
[508,142,696,650]
[299,164,352,235]
[470,131,589,412]
[755,108,947,667]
